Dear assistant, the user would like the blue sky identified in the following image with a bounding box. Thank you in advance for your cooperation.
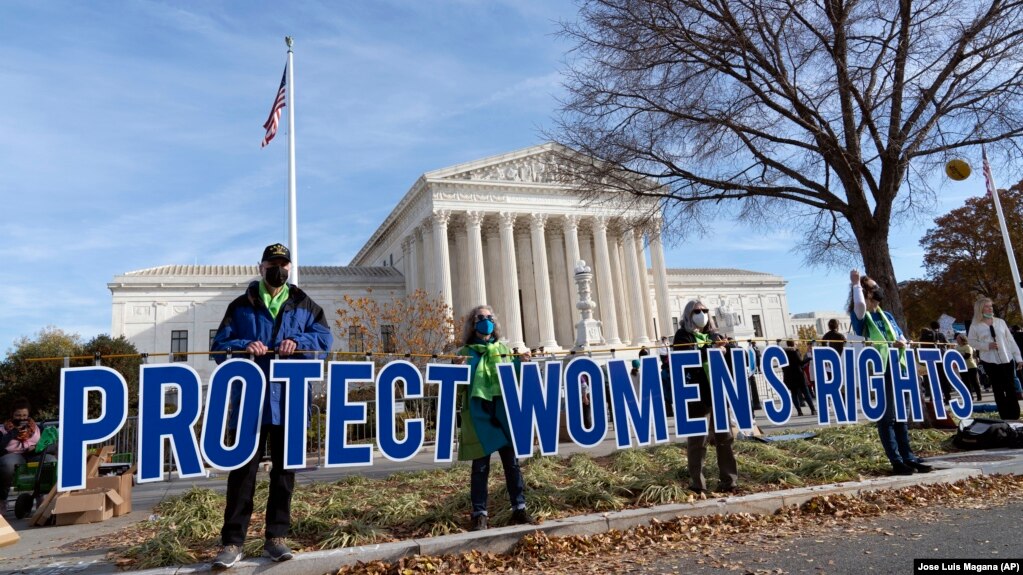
[0,0,991,355]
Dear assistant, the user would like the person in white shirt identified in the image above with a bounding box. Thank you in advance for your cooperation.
[967,297,1023,420]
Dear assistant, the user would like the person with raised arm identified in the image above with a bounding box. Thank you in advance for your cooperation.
[848,269,932,476]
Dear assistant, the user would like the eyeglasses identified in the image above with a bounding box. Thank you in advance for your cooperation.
[692,309,709,314]
[475,314,494,322]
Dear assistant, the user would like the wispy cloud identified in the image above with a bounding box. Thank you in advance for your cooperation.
[0,0,578,353]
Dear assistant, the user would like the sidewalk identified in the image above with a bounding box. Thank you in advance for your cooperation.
[3,412,1022,575]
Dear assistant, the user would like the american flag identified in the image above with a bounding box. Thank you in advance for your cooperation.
[261,64,287,148]
[982,146,998,198]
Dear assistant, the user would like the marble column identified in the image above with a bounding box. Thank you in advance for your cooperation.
[579,228,598,318]
[410,233,421,292]
[592,216,622,346]
[563,215,582,325]
[548,226,572,346]
[498,213,524,349]
[649,220,672,340]
[401,236,414,293]
[484,225,503,313]
[413,227,425,293]
[516,228,539,347]
[636,229,656,339]
[431,211,452,312]
[465,210,488,308]
[622,225,651,345]
[610,232,631,344]
[421,219,436,296]
[530,214,559,350]
[452,223,468,316]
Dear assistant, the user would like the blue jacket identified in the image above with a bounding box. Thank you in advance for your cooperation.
[212,281,333,427]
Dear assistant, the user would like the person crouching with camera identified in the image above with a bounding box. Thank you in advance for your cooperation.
[1,398,51,516]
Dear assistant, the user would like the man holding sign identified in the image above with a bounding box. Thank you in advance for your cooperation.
[210,243,332,569]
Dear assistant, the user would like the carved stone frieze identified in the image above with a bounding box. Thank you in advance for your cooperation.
[444,154,574,184]
[433,191,509,202]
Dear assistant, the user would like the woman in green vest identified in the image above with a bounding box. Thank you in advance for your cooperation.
[849,270,932,476]
[457,304,535,531]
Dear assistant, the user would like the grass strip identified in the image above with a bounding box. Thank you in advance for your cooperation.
[113,423,961,569]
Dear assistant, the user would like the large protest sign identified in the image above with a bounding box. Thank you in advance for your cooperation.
[57,346,972,491]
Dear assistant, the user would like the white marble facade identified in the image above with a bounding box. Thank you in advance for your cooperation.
[789,311,852,339]
[350,143,791,350]
[109,143,793,379]
[353,144,673,351]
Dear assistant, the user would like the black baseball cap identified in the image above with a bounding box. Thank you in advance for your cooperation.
[262,243,291,263]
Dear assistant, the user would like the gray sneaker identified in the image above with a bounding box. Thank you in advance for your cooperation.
[470,514,488,531]
[263,538,293,562]
[211,545,243,570]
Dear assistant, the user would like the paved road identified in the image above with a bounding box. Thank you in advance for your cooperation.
[619,500,1023,575]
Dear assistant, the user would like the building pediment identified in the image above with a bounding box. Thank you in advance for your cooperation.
[438,153,563,184]
[426,142,574,185]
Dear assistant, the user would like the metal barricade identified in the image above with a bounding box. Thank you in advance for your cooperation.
[341,396,442,446]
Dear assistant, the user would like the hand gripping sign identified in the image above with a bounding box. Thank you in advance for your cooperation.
[57,347,973,491]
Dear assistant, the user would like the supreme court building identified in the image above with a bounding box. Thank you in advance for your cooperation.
[110,144,793,379]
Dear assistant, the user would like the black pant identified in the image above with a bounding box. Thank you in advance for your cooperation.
[748,374,762,410]
[981,361,1021,420]
[964,367,983,401]
[221,425,294,545]
[787,378,816,415]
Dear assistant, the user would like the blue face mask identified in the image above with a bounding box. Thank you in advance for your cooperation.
[475,318,495,335]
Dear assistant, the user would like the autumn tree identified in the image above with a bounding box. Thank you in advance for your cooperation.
[0,327,81,418]
[555,0,1023,325]
[0,328,142,418]
[795,325,818,355]
[914,182,1023,325]
[335,289,456,370]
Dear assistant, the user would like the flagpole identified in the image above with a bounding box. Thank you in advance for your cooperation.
[983,146,1023,313]
[286,36,299,285]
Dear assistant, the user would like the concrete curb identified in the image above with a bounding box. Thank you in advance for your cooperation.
[113,467,982,575]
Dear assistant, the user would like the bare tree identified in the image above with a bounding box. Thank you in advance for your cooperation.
[554,0,1023,323]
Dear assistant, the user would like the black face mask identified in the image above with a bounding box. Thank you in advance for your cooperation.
[264,265,289,289]
[13,418,28,428]
[869,286,885,305]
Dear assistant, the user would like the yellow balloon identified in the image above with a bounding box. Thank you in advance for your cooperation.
[945,158,971,181]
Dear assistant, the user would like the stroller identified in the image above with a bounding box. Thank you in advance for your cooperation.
[12,424,58,519]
